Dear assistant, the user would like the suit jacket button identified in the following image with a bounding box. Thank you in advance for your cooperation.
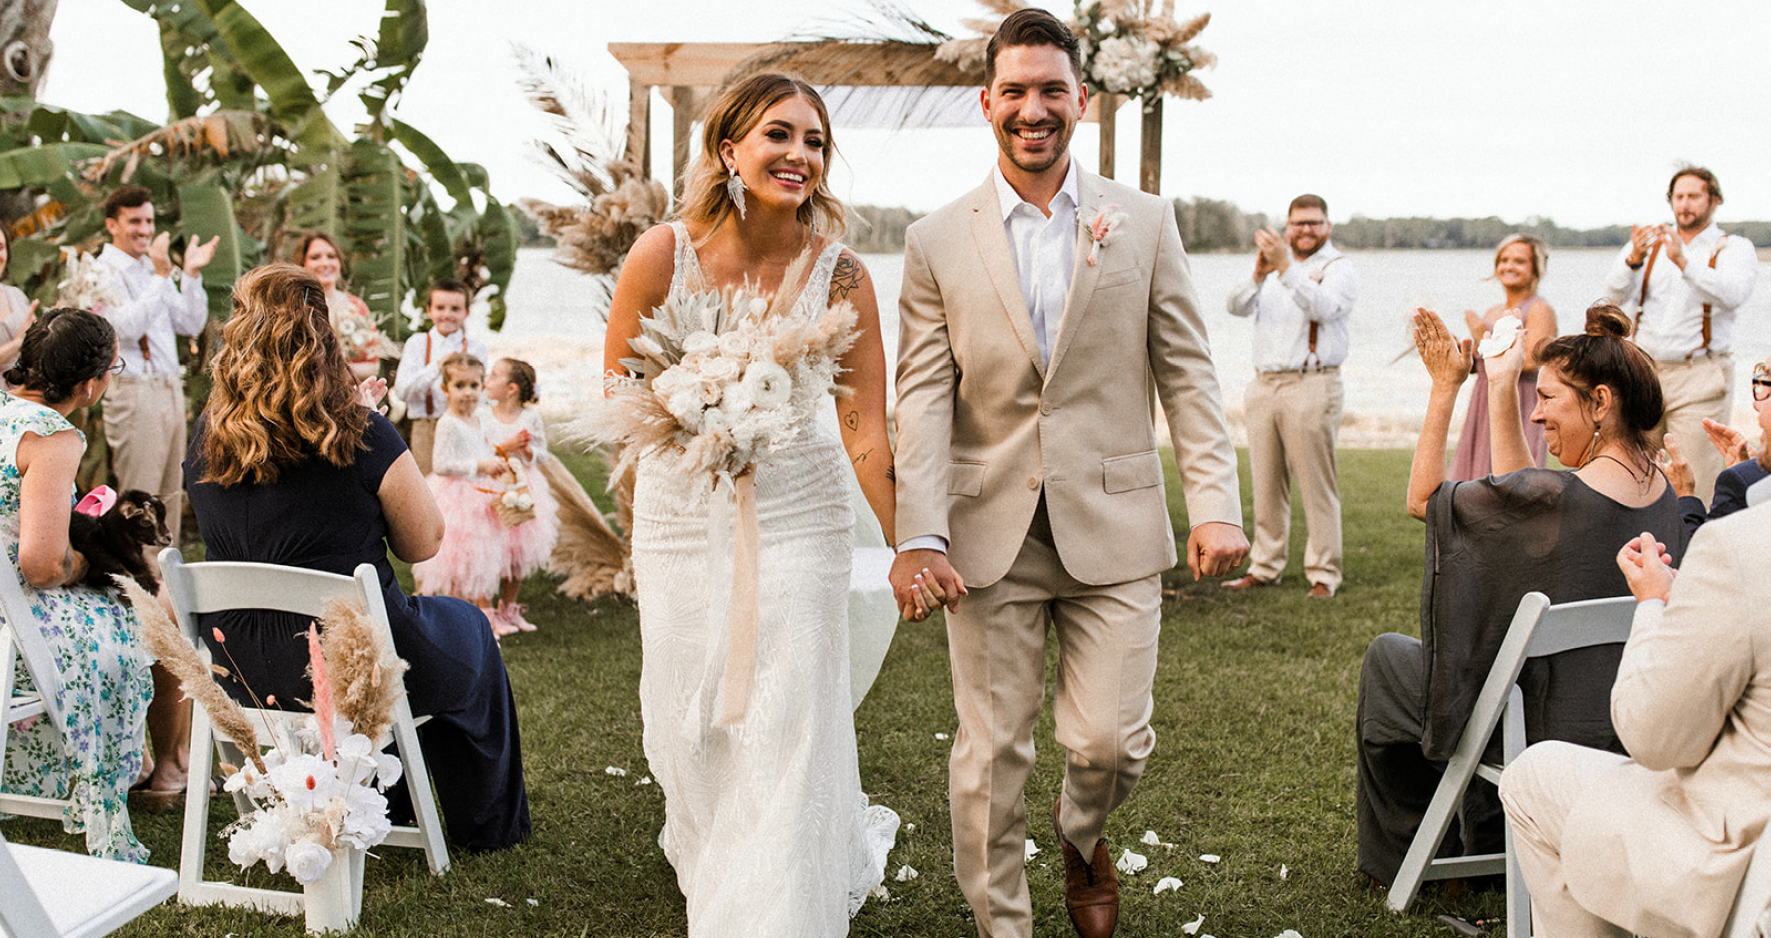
[1027,476,1039,490]
[1040,401,1052,415]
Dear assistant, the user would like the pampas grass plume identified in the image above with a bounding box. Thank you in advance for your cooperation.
[316,598,408,749]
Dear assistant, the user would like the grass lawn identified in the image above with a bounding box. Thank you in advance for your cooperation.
[5,446,1510,937]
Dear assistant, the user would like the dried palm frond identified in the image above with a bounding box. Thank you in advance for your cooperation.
[540,455,634,602]
[315,598,408,749]
[122,577,266,773]
[82,111,273,183]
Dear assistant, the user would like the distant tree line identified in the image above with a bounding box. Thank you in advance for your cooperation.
[520,200,1771,254]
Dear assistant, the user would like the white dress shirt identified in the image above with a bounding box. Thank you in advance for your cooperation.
[1601,222,1758,360]
[96,244,208,381]
[392,326,489,419]
[1225,242,1357,371]
[899,160,1082,557]
[993,161,1080,368]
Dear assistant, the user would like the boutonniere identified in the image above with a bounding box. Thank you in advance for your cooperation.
[1083,205,1129,267]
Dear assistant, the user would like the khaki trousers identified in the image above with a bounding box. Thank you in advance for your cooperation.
[1499,741,1634,938]
[945,500,1161,938]
[409,417,437,476]
[1243,369,1343,590]
[101,376,186,561]
[1650,354,1732,504]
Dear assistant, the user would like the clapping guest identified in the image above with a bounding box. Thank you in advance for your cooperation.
[1664,354,1771,535]
[1449,235,1557,479]
[1355,301,1687,887]
[1500,498,1771,937]
[185,264,529,851]
[294,230,381,382]
[0,225,38,371]
[0,309,153,861]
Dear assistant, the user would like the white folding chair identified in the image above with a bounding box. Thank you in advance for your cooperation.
[0,559,72,823]
[158,548,449,928]
[1385,592,1638,936]
[0,829,176,938]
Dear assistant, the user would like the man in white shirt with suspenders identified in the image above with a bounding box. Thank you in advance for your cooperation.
[1603,166,1758,503]
[1222,194,1357,599]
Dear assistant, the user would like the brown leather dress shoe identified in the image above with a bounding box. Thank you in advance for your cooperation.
[1220,574,1274,590]
[1307,582,1335,599]
[1053,801,1118,938]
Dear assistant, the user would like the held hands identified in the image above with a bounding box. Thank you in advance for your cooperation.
[889,548,965,622]
[1413,308,1472,390]
[1616,531,1676,603]
[1253,227,1288,278]
[183,235,220,277]
[477,457,509,477]
[498,429,533,461]
[1187,521,1249,581]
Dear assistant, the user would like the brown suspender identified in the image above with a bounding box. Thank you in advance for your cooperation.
[1634,235,1729,353]
[1305,256,1343,366]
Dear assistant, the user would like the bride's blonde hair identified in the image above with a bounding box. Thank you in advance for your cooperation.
[678,71,846,241]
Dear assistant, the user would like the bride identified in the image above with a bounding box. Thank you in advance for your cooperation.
[602,72,928,935]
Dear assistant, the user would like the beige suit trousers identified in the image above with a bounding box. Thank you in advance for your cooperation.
[1500,741,1635,938]
[1651,354,1732,504]
[1243,369,1343,590]
[945,500,1161,938]
[409,417,437,476]
[101,376,186,560]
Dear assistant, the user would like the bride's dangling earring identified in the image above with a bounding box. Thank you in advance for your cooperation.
[725,163,747,220]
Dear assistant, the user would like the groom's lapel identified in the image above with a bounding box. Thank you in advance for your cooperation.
[1046,171,1106,382]
[966,176,1045,379]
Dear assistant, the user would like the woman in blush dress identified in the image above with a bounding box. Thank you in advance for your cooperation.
[295,230,384,382]
[1451,234,1557,478]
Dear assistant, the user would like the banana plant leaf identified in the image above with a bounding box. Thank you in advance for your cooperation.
[0,143,108,188]
[478,197,516,331]
[341,139,405,337]
[389,118,470,206]
[175,183,244,318]
[194,0,343,152]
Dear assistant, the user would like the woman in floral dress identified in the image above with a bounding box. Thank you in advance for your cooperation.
[0,308,153,861]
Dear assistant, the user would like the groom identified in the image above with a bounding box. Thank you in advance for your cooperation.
[890,9,1248,938]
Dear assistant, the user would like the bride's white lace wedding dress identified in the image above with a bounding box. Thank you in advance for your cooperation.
[631,222,899,936]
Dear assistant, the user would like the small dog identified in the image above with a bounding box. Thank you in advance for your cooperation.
[68,487,171,596]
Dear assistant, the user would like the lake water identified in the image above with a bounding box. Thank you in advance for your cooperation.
[481,245,1771,447]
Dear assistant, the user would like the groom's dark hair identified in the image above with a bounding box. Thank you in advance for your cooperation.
[984,8,1083,87]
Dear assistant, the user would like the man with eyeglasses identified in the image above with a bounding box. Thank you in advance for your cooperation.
[1603,165,1758,503]
[1223,194,1356,599]
[94,184,217,558]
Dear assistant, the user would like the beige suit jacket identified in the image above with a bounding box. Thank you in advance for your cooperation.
[894,169,1241,588]
[1562,501,1771,938]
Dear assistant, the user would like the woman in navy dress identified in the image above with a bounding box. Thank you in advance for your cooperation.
[183,264,528,851]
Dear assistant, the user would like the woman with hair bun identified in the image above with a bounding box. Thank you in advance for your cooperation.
[0,308,155,861]
[1352,301,1689,887]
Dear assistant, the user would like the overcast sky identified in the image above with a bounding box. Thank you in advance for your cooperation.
[40,0,1771,229]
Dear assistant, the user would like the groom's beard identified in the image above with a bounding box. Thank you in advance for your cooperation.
[995,120,1074,175]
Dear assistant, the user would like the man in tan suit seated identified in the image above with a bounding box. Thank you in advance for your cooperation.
[890,10,1248,938]
[1500,476,1771,933]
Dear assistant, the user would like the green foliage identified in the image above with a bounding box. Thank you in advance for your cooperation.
[175,183,244,317]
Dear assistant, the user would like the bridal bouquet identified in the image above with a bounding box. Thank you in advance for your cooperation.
[334,307,399,363]
[581,267,859,484]
[56,250,128,313]
[128,578,410,887]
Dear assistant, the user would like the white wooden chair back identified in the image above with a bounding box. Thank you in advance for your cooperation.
[157,548,448,931]
[1,556,72,823]
[0,829,177,938]
[1385,592,1638,937]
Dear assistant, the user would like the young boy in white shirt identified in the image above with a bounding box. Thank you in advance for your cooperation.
[393,279,488,473]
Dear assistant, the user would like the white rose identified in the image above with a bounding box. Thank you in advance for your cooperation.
[683,330,719,357]
[699,354,742,385]
[748,297,768,318]
[742,362,793,409]
[718,330,751,358]
[285,840,335,885]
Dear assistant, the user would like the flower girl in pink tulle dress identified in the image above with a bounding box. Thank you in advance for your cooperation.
[481,357,559,632]
[412,353,521,636]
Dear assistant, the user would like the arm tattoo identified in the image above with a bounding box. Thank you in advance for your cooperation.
[843,409,860,431]
[830,254,863,301]
[853,449,870,465]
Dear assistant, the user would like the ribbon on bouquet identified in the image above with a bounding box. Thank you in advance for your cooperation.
[713,470,761,728]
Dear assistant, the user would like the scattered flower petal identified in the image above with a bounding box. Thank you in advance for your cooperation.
[1274,931,1305,938]
[605,766,627,777]
[1153,877,1183,895]
[1199,854,1220,863]
[1141,830,1161,846]
[1025,838,1039,861]
[485,898,510,907]
[1183,912,1206,934]
[1115,848,1148,875]
[895,865,919,882]
[526,899,539,907]
[905,823,916,832]
[1279,863,1289,880]
[638,776,653,785]
[869,884,890,901]
[935,732,949,740]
